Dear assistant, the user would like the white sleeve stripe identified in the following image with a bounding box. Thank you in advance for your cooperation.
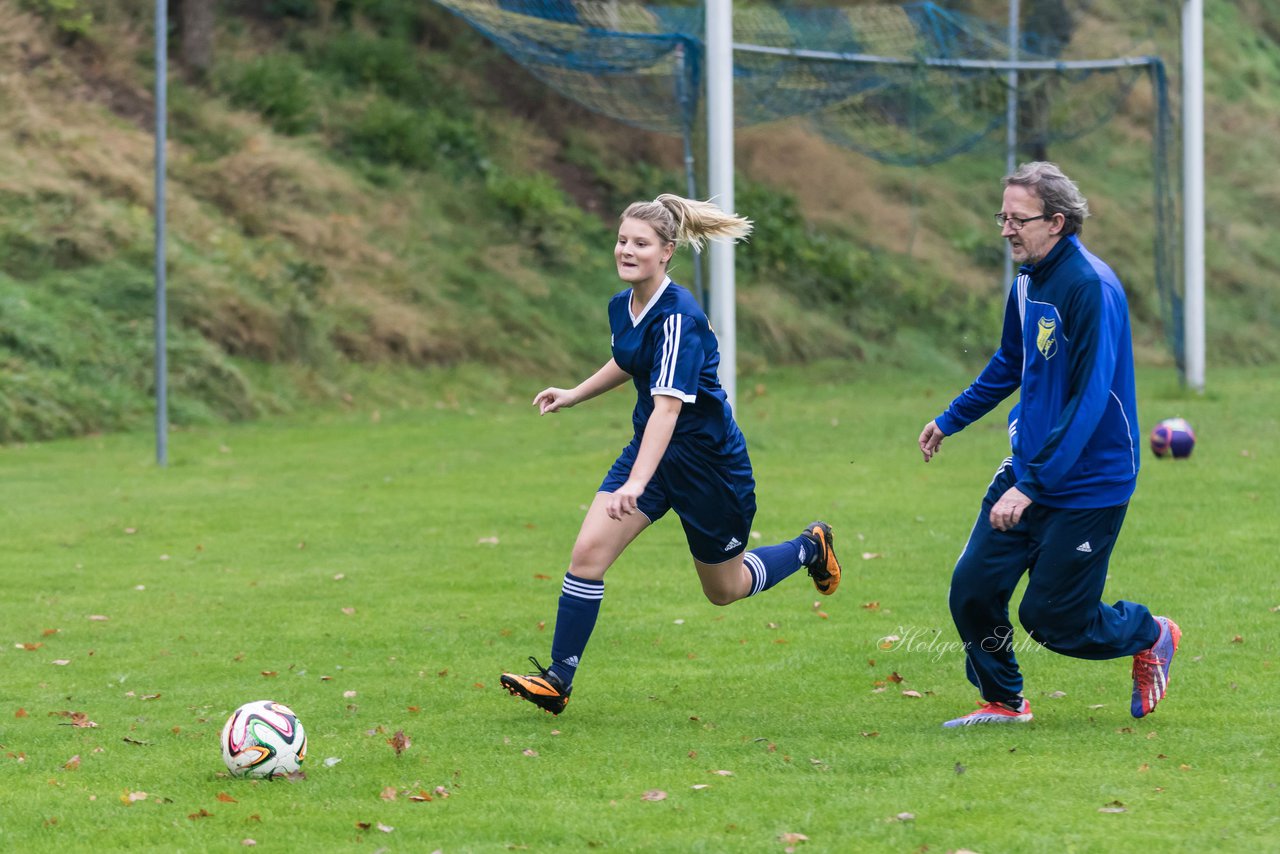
[651,387,696,403]
[658,314,681,389]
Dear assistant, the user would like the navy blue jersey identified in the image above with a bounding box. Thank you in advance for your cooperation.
[607,278,747,458]
[935,235,1140,508]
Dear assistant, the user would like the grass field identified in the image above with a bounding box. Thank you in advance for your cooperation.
[0,364,1276,852]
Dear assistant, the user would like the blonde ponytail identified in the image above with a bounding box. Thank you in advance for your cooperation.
[621,194,753,252]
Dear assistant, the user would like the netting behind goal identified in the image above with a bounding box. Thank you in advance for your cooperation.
[435,0,1183,369]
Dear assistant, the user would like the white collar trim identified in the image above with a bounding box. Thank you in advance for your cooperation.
[629,276,672,326]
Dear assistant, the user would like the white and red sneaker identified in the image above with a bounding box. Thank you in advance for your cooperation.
[942,698,1033,728]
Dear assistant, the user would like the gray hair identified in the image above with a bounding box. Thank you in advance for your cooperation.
[1004,161,1090,236]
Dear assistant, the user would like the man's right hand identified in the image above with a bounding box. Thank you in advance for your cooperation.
[918,420,946,462]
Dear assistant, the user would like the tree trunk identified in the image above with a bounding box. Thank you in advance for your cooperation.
[177,0,216,79]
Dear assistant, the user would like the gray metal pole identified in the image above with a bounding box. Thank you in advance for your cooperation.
[706,0,735,407]
[1002,0,1020,293]
[154,0,168,466]
[1182,0,1205,392]
[676,41,705,308]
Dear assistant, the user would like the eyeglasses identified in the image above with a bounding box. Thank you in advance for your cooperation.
[994,212,1052,231]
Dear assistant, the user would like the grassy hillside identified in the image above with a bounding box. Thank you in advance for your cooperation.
[0,0,1275,442]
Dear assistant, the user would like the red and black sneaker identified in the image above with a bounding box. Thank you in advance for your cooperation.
[501,657,571,715]
[803,521,842,596]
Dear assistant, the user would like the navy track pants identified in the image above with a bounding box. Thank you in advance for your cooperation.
[948,461,1160,704]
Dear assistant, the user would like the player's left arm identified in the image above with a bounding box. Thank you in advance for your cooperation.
[606,393,682,520]
[1016,279,1121,500]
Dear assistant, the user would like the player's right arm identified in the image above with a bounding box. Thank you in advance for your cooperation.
[533,358,631,415]
[932,284,1024,435]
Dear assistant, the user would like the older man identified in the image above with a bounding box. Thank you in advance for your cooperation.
[918,162,1180,727]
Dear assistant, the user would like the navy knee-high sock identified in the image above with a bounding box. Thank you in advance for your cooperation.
[742,535,813,596]
[548,572,604,687]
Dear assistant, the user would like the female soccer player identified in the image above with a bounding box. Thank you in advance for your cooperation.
[500,194,842,715]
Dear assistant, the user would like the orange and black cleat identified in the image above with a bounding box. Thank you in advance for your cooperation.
[501,656,571,715]
[804,521,842,596]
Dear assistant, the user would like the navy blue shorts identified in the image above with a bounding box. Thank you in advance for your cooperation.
[599,437,757,564]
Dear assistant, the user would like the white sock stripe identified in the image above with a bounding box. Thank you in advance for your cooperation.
[743,552,767,597]
[562,576,604,600]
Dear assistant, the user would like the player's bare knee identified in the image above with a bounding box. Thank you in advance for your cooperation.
[568,544,609,580]
[702,588,739,607]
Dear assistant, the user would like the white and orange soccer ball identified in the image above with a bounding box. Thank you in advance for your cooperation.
[220,700,307,778]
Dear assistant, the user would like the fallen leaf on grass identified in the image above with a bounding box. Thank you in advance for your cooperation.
[188,809,214,820]
[691,784,710,791]
[861,552,883,560]
[779,832,809,845]
[64,755,81,770]
[641,790,667,801]
[860,731,879,738]
[260,671,278,678]
[15,708,28,718]
[52,659,71,666]
[1098,801,1127,813]
[878,635,901,650]
[88,615,109,622]
[387,730,411,755]
[477,537,499,545]
[121,791,148,805]
[886,672,904,684]
[380,787,398,801]
[1047,691,1067,699]
[894,812,915,822]
[377,823,394,833]
[241,841,256,847]
[710,770,734,777]
[324,757,342,767]
[901,690,924,699]
[17,642,43,651]
[217,792,238,803]
[522,748,538,757]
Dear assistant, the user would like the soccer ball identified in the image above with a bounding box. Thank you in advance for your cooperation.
[221,700,307,778]
[1149,417,1196,459]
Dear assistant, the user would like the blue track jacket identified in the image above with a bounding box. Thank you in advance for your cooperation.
[934,234,1140,509]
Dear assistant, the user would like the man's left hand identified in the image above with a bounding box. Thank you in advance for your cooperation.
[989,486,1032,531]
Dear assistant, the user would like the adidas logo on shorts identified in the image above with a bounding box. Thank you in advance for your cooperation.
[723,537,742,551]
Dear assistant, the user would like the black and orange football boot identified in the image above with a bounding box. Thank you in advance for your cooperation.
[500,656,571,715]
[803,521,842,596]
